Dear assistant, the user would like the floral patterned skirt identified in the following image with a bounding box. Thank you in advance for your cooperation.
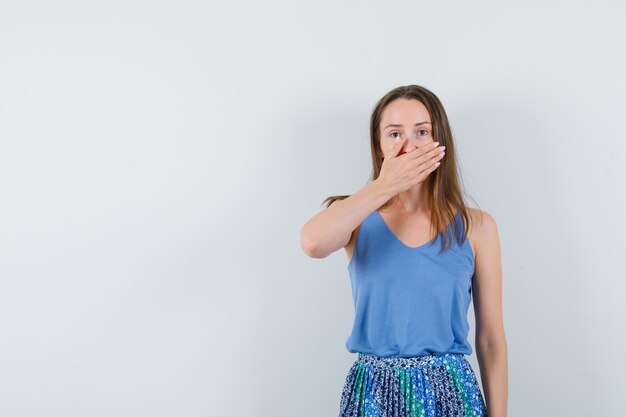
[338,352,488,417]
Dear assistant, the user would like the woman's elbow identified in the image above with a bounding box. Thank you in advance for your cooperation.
[300,225,326,258]
[301,235,321,258]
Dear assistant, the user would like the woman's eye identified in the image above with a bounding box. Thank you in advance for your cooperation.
[390,130,428,139]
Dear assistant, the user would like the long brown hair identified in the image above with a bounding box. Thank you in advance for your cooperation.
[321,84,481,254]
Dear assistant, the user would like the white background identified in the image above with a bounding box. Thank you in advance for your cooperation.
[1,0,624,416]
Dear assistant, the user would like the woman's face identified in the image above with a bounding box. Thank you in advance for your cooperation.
[379,98,434,158]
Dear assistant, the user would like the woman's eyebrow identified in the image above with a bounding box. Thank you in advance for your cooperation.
[384,122,431,129]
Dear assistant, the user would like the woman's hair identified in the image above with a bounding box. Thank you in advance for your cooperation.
[321,84,481,254]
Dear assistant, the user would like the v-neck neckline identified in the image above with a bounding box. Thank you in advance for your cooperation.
[375,209,457,250]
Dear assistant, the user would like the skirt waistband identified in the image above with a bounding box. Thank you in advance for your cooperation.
[356,352,467,369]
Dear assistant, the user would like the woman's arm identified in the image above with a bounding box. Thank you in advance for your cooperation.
[300,180,392,259]
[471,209,509,417]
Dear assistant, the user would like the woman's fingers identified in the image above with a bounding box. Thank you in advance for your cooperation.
[406,141,440,160]
[411,143,445,181]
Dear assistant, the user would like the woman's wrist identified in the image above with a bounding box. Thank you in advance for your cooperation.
[369,177,395,201]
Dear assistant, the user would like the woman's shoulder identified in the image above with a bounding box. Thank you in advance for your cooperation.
[466,207,497,230]
[465,207,499,257]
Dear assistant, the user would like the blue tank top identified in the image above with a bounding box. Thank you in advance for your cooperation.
[345,209,475,358]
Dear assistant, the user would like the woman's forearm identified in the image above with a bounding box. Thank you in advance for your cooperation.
[300,179,392,259]
[476,340,508,417]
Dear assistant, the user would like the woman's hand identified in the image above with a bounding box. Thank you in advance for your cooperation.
[377,140,446,196]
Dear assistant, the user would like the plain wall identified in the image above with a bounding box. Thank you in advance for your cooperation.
[1,0,625,416]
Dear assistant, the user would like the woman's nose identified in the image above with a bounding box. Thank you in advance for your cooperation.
[402,140,417,153]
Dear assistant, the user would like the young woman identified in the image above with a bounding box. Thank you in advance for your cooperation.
[300,85,508,417]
